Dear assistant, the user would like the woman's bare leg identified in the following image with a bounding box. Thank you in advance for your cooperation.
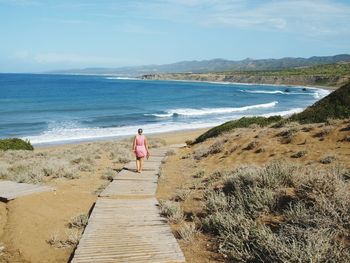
[136,158,140,172]
[139,157,144,172]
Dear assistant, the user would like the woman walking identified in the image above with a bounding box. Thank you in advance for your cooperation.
[132,128,150,173]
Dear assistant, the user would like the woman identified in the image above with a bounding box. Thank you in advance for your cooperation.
[132,128,150,173]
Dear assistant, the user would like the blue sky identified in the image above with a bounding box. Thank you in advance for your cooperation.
[1,0,350,72]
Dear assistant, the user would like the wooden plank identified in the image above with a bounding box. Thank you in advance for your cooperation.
[113,170,158,182]
[99,180,158,197]
[71,198,185,263]
[123,161,162,171]
[0,180,54,201]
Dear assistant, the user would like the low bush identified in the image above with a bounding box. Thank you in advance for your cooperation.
[193,139,226,160]
[0,138,34,151]
[159,200,184,223]
[243,141,259,150]
[47,229,81,248]
[68,214,89,229]
[291,151,307,158]
[277,128,297,144]
[173,189,192,201]
[320,155,336,164]
[176,222,198,243]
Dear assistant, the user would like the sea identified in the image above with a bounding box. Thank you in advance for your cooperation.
[0,73,330,146]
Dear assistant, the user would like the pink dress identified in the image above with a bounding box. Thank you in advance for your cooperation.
[135,134,147,158]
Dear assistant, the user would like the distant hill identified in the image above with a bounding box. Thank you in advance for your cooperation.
[290,81,350,123]
[142,63,350,87]
[47,54,350,76]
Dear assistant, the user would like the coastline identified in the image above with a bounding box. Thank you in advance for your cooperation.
[28,80,330,147]
[36,128,208,151]
[137,77,338,91]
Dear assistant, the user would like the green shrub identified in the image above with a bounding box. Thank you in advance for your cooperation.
[290,81,350,123]
[195,116,282,143]
[0,138,34,151]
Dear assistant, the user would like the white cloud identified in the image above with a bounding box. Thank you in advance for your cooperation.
[127,0,350,37]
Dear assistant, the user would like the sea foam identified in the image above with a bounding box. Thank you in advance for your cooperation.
[147,101,278,118]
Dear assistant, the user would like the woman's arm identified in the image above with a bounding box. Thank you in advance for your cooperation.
[132,136,136,152]
[144,136,150,157]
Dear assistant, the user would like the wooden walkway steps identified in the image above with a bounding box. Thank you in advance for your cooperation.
[71,144,186,263]
[0,180,54,201]
[71,198,185,263]
[99,177,158,198]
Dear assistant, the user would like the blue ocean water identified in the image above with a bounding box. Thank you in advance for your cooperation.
[0,73,329,145]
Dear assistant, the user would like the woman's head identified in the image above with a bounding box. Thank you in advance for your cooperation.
[138,128,143,135]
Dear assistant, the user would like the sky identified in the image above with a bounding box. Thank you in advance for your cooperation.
[0,0,350,72]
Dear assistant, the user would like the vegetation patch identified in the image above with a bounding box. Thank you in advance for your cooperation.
[159,200,184,223]
[195,116,282,143]
[320,155,336,164]
[0,138,34,151]
[291,151,307,158]
[47,229,81,248]
[201,162,350,262]
[291,81,350,123]
[176,222,198,243]
[68,214,89,229]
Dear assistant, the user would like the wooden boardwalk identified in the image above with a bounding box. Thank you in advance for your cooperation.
[71,145,186,263]
[0,180,54,201]
[71,198,185,263]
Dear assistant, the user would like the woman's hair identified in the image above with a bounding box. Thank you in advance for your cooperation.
[138,128,143,134]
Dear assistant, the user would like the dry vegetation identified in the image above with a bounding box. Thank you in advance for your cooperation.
[157,119,350,263]
[0,138,166,185]
[0,137,166,263]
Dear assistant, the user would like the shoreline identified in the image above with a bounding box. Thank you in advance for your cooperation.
[138,77,338,91]
[18,72,339,91]
[35,128,208,151]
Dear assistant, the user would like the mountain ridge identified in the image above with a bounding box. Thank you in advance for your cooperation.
[47,54,350,76]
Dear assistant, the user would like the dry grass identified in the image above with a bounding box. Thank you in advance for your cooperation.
[277,128,298,144]
[194,170,205,178]
[0,139,138,184]
[101,169,115,181]
[193,137,226,160]
[173,188,192,202]
[68,214,89,229]
[93,182,109,195]
[47,229,82,248]
[243,141,259,150]
[201,162,350,262]
[176,222,198,243]
[166,149,176,156]
[159,200,185,223]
